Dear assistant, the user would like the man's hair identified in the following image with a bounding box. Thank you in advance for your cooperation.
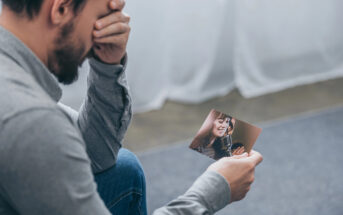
[2,0,87,19]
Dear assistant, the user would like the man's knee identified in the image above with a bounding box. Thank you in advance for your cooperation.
[94,149,147,213]
[116,148,146,188]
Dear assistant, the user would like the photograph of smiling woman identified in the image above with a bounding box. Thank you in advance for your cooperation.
[190,109,235,160]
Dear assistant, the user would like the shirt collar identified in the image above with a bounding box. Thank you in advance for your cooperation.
[0,26,62,102]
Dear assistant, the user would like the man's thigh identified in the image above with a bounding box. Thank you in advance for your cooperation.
[94,148,147,215]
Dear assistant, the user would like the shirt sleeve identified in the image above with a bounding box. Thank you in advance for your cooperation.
[0,108,111,215]
[153,171,231,215]
[75,56,132,173]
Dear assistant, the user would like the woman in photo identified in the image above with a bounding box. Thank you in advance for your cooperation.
[190,110,235,160]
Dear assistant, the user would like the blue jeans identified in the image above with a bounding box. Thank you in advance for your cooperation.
[94,149,147,215]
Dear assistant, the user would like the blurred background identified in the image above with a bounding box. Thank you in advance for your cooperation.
[60,1,343,214]
[2,0,343,214]
[60,0,343,152]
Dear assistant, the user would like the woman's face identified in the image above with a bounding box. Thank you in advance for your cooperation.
[212,117,230,137]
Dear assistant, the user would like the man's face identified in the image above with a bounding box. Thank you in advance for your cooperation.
[48,0,112,84]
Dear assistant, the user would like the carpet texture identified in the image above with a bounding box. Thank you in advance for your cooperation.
[137,106,343,215]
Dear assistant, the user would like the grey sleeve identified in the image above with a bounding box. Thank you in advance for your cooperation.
[0,109,111,215]
[153,171,231,215]
[76,57,132,173]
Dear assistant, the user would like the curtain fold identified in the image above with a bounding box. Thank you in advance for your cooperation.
[2,1,342,113]
[125,0,343,112]
[235,0,343,97]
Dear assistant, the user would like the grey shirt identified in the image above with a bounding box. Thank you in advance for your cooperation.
[0,26,230,215]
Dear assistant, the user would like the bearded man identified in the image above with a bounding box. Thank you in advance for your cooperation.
[0,0,262,214]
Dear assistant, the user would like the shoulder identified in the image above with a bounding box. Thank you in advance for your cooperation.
[0,83,55,115]
[0,107,87,172]
[0,56,58,118]
[1,106,81,145]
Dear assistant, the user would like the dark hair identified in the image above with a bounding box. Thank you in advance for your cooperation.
[211,138,228,159]
[216,113,229,121]
[2,0,87,19]
[231,142,244,150]
[228,119,233,129]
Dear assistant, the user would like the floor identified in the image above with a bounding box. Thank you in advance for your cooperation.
[124,77,343,152]
[139,103,343,214]
[60,74,343,215]
[60,76,343,152]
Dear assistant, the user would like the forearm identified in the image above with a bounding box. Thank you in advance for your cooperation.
[153,171,231,215]
[77,57,132,173]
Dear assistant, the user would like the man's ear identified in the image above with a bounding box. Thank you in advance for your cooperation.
[50,0,74,25]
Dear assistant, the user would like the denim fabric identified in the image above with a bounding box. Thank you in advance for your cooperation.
[95,149,147,215]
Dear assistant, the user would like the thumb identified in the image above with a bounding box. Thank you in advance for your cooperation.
[246,150,263,166]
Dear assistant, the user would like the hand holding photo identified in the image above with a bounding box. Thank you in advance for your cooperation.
[189,109,262,160]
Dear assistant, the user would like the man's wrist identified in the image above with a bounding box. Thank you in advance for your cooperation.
[92,52,127,66]
[186,170,231,213]
[88,53,128,80]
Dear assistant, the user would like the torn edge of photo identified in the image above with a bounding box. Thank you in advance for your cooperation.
[189,109,262,160]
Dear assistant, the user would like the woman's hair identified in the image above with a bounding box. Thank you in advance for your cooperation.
[190,110,231,149]
[216,112,229,121]
[231,142,244,150]
[229,120,233,130]
[225,117,236,135]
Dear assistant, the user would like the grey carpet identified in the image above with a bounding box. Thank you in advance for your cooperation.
[137,106,343,215]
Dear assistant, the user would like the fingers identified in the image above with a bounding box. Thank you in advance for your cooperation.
[95,11,130,30]
[90,0,129,64]
[94,22,130,39]
[237,147,245,154]
[247,150,263,166]
[94,32,129,44]
[93,11,130,44]
[109,0,125,11]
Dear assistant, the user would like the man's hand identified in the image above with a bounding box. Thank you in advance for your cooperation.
[93,0,130,64]
[208,150,263,203]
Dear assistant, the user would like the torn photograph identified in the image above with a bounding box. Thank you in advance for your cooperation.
[189,109,262,160]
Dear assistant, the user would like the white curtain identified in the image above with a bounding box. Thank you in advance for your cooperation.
[234,0,343,97]
[125,0,343,112]
[2,1,343,112]
[126,0,237,112]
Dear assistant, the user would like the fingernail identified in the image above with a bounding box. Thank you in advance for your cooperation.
[96,22,102,28]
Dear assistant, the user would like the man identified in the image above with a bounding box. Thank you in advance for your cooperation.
[0,0,263,214]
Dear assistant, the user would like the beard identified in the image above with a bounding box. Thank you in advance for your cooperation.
[48,22,87,85]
